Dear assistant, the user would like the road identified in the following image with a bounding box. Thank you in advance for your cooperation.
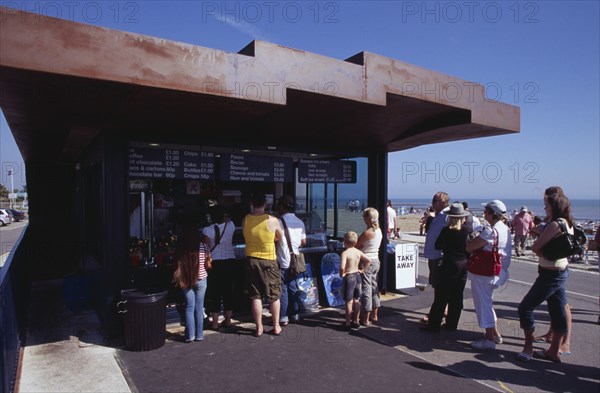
[0,220,27,267]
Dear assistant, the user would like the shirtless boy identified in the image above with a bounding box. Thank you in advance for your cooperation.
[339,231,372,329]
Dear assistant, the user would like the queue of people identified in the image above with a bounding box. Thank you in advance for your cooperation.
[171,187,582,366]
[418,186,580,365]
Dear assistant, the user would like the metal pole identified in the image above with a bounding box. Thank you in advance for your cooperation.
[9,169,14,209]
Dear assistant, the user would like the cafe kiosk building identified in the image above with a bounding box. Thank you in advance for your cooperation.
[0,8,519,337]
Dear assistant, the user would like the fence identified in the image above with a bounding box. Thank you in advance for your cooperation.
[0,225,30,393]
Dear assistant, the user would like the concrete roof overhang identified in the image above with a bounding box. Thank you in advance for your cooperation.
[0,7,519,163]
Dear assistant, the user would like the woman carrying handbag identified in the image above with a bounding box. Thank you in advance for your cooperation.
[516,186,573,363]
[466,199,512,350]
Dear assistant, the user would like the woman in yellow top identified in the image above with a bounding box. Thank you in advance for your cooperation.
[242,193,284,337]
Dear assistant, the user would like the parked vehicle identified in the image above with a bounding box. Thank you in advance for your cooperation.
[8,209,26,222]
[0,209,12,226]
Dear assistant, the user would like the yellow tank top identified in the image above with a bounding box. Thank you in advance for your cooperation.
[243,214,276,260]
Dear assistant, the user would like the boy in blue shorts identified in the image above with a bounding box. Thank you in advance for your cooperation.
[339,231,372,329]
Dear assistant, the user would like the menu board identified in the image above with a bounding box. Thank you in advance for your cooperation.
[297,159,356,183]
[220,154,293,183]
[128,147,215,180]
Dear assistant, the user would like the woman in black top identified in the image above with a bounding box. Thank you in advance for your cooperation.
[421,203,470,332]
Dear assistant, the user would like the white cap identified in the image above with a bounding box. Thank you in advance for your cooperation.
[481,199,508,218]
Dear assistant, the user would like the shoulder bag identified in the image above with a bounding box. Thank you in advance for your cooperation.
[467,227,502,276]
[206,222,226,270]
[542,220,584,260]
[281,217,306,276]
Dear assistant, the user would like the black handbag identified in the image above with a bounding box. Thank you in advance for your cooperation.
[281,217,306,276]
[542,220,584,260]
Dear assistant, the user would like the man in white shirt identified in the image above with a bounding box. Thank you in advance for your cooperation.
[275,195,307,325]
[386,200,398,240]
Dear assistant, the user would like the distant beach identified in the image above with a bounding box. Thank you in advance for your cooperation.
[325,199,598,240]
[390,198,600,223]
[325,209,423,236]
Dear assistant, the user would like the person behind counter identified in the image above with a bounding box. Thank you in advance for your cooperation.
[242,193,284,337]
[203,205,237,330]
[172,224,210,343]
[275,195,307,326]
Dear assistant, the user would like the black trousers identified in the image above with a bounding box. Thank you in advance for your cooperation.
[428,259,468,330]
[205,259,241,313]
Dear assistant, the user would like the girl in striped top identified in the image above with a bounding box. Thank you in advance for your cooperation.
[173,225,211,343]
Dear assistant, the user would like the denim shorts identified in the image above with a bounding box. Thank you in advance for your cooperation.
[342,272,362,301]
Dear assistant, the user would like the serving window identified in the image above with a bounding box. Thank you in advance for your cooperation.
[127,142,367,266]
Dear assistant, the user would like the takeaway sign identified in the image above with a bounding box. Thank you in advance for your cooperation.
[394,243,418,289]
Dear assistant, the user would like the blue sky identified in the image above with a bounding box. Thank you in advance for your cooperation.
[1,1,598,200]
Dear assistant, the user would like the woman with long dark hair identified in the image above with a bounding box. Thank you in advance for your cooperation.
[516,186,573,363]
[173,225,211,343]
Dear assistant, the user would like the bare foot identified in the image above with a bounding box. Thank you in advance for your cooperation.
[272,324,283,336]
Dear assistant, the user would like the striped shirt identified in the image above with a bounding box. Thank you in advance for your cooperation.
[197,243,210,281]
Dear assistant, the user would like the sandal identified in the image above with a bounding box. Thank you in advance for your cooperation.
[516,352,532,362]
[253,327,263,338]
[533,349,561,363]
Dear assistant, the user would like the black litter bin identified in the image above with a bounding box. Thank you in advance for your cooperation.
[119,289,168,351]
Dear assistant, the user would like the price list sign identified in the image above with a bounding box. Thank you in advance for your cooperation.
[128,147,215,180]
[297,159,356,183]
[220,154,293,183]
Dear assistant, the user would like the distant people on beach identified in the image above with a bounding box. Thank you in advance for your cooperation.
[346,200,362,213]
[420,207,435,236]
[386,200,399,240]
[512,206,534,257]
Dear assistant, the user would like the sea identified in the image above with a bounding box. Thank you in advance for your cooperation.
[390,198,600,225]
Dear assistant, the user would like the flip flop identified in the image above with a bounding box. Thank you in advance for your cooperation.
[533,350,561,363]
[516,352,532,362]
[533,337,551,343]
[559,351,572,355]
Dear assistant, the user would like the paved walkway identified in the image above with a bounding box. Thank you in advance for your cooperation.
[17,234,599,393]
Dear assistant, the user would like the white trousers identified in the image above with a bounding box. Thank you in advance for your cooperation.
[469,273,497,329]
